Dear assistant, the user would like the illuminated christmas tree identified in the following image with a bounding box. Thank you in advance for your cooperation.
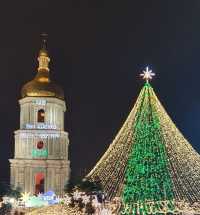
[121,70,175,214]
[87,67,200,213]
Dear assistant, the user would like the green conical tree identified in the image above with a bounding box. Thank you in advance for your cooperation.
[121,83,175,214]
[87,68,200,213]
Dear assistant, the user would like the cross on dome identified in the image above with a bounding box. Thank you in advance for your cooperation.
[41,33,48,50]
[140,66,155,83]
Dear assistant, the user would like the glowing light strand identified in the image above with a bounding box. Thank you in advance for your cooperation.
[121,83,175,214]
[86,80,200,212]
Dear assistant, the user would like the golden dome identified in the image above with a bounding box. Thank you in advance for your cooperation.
[21,71,64,99]
[21,39,64,100]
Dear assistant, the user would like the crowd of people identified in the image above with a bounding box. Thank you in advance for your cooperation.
[62,189,121,214]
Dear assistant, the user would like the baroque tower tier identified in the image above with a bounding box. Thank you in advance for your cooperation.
[9,38,70,195]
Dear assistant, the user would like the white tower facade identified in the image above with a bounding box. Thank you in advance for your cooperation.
[9,39,70,195]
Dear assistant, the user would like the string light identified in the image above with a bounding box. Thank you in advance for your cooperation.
[86,75,200,212]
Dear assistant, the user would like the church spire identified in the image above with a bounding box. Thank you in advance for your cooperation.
[37,33,50,72]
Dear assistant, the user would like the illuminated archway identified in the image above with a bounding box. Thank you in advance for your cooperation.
[35,172,45,194]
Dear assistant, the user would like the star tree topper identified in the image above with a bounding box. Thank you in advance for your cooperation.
[140,67,155,83]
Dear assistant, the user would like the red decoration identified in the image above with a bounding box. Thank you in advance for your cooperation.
[37,141,44,149]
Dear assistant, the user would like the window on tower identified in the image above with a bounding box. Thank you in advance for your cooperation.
[38,109,45,122]
[37,141,44,149]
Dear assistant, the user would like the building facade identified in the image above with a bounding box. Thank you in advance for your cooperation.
[9,40,70,195]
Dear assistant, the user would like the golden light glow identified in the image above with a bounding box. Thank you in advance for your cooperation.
[37,53,50,72]
[37,77,49,82]
[86,82,200,212]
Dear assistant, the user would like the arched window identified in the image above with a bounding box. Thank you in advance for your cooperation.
[38,109,45,122]
[35,173,44,194]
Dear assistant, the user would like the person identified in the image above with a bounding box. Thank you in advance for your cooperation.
[97,192,103,203]
[85,200,95,215]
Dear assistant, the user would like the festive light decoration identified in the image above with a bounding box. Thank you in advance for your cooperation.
[39,191,59,205]
[121,82,175,214]
[20,192,31,203]
[25,204,84,215]
[34,99,47,106]
[25,196,49,207]
[140,66,155,83]
[63,190,118,214]
[82,195,90,205]
[73,190,82,200]
[20,133,60,138]
[32,148,48,158]
[63,194,72,205]
[8,189,121,214]
[25,123,57,129]
[18,191,59,208]
[87,69,200,212]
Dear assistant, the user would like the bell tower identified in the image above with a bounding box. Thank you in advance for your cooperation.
[9,36,70,195]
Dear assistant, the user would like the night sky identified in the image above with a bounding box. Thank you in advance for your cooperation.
[0,0,200,183]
